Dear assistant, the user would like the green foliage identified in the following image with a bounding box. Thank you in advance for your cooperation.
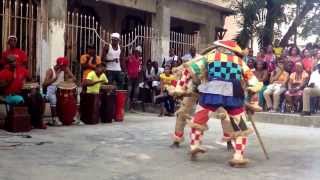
[299,3,320,39]
[235,0,319,48]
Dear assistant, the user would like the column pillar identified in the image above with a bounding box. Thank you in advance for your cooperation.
[47,0,67,67]
[152,0,170,64]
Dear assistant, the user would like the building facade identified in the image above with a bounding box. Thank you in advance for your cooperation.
[0,0,233,80]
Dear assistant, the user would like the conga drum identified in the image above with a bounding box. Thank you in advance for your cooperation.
[5,106,31,132]
[100,85,116,123]
[80,92,100,125]
[115,90,128,122]
[21,82,46,129]
[56,82,77,125]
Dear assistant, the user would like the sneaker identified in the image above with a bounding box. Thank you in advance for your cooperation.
[73,119,84,125]
[48,118,62,126]
[268,109,276,113]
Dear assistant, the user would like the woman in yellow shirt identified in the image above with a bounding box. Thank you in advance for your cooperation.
[158,65,176,116]
[83,63,108,94]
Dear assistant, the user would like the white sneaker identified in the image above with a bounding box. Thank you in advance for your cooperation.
[73,118,84,126]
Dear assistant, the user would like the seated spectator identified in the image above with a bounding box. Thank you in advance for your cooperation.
[284,62,309,112]
[138,60,154,111]
[264,45,276,73]
[1,35,27,68]
[247,58,256,71]
[254,60,269,107]
[0,56,46,129]
[263,59,289,112]
[244,48,256,64]
[288,46,301,65]
[301,62,320,116]
[273,39,283,58]
[162,48,178,68]
[302,49,315,74]
[151,61,163,96]
[176,58,183,67]
[256,49,265,61]
[158,65,176,117]
[181,46,200,63]
[284,60,294,74]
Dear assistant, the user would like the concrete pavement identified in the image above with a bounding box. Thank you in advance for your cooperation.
[0,112,319,180]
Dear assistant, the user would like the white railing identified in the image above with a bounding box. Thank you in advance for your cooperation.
[65,11,162,79]
[0,0,41,78]
[170,31,200,57]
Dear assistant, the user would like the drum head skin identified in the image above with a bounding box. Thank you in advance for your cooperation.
[100,85,115,90]
[23,82,39,89]
[58,81,77,90]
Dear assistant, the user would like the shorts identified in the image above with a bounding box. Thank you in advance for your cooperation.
[46,85,57,107]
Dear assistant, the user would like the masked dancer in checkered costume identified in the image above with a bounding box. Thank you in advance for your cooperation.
[169,65,200,148]
[176,40,262,167]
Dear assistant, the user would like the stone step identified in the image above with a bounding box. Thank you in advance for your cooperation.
[254,112,320,128]
[133,103,320,128]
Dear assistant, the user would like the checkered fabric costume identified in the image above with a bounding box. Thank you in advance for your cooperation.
[181,40,262,166]
[169,67,199,144]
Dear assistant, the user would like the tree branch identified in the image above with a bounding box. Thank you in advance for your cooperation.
[280,1,317,46]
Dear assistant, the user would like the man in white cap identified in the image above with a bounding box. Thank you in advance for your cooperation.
[102,33,124,89]
[1,35,27,69]
[126,46,142,111]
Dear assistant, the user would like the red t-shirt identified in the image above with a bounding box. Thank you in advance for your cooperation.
[1,48,27,67]
[302,58,314,73]
[126,55,140,79]
[0,67,29,95]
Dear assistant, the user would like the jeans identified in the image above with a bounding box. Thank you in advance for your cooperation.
[128,78,138,102]
[46,85,57,107]
[164,95,175,114]
[258,85,267,107]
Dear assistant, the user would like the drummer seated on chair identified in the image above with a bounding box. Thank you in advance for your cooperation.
[0,55,46,129]
[82,63,108,94]
[42,57,76,126]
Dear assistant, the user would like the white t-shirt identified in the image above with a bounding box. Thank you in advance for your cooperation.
[309,70,320,88]
[181,53,200,62]
[105,44,121,71]
[162,55,178,67]
[145,67,164,79]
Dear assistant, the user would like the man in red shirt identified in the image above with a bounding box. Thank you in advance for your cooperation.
[1,35,27,68]
[0,55,28,97]
[126,46,142,111]
[0,55,46,129]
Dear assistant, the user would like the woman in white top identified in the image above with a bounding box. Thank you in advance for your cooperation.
[102,33,124,89]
